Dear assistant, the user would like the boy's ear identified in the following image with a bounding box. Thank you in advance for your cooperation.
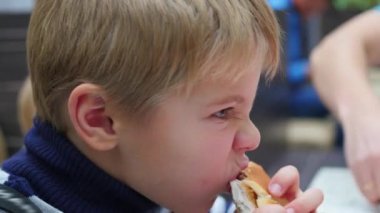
[67,83,118,151]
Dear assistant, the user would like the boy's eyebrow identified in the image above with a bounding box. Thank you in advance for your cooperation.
[209,95,245,106]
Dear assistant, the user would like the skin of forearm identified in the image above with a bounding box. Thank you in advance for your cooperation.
[310,11,380,124]
[310,27,375,123]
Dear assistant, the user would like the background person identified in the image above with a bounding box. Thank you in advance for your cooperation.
[310,5,380,203]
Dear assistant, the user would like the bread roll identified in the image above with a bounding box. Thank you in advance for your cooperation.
[230,162,288,213]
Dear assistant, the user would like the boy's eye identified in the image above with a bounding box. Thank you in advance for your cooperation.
[213,108,233,119]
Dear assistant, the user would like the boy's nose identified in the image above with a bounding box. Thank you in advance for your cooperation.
[232,119,260,152]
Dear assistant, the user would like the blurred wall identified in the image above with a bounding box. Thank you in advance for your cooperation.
[0,1,33,155]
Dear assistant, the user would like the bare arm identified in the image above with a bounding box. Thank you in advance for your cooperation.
[310,9,380,123]
[310,9,380,203]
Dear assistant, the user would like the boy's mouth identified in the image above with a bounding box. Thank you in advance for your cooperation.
[226,171,247,193]
[236,171,247,180]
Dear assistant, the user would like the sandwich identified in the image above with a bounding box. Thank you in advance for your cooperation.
[230,162,288,213]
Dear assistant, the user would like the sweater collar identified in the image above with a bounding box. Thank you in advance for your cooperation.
[14,118,159,212]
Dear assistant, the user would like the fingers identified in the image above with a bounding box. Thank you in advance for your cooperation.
[365,146,380,203]
[255,189,323,213]
[267,165,323,212]
[350,156,380,203]
[285,188,324,213]
[255,204,286,213]
[269,165,300,201]
[372,161,380,203]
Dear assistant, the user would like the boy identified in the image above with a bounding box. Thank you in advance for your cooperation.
[1,0,322,212]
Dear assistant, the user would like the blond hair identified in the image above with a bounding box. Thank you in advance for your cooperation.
[27,0,280,131]
[18,76,36,135]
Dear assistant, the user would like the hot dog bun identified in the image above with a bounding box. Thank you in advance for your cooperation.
[230,162,288,213]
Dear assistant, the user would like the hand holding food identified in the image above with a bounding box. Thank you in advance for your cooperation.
[231,162,288,212]
[231,162,323,213]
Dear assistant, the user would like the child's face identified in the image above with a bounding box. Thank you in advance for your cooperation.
[114,60,262,212]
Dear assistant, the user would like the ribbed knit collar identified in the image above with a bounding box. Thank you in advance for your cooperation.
[2,119,159,213]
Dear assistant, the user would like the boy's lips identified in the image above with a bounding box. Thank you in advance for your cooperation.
[228,155,250,183]
[224,155,251,193]
[228,155,250,180]
[238,154,250,171]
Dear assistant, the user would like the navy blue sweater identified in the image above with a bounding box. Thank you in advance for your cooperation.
[1,119,160,212]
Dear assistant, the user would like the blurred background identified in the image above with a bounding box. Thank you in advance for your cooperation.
[1,0,380,189]
[0,0,34,160]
